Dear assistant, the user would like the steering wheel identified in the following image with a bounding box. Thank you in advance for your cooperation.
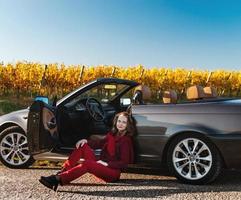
[86,97,105,122]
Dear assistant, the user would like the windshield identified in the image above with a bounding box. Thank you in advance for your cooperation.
[65,83,130,106]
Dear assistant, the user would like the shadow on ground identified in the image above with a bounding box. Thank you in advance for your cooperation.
[56,169,241,198]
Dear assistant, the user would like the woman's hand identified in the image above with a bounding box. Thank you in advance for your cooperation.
[97,160,108,166]
[76,139,88,148]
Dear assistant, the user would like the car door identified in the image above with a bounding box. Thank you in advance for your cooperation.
[26,78,139,155]
[27,100,59,155]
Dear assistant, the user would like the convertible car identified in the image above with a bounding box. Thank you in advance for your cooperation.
[0,78,241,185]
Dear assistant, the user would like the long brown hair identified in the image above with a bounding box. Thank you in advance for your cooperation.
[111,112,137,137]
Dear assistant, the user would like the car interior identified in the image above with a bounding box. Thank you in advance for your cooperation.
[52,83,139,148]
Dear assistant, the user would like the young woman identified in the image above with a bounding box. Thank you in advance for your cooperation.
[39,111,136,191]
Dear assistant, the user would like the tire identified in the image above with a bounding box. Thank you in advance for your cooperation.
[167,133,222,185]
[0,126,35,168]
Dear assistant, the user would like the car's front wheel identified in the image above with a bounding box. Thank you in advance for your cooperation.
[167,133,222,184]
[0,126,34,168]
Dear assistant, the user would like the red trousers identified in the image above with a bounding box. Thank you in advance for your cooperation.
[60,143,121,185]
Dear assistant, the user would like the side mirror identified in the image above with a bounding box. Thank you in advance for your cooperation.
[34,96,49,104]
[120,98,131,106]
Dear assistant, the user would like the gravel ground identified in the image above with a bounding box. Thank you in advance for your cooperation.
[1,165,241,200]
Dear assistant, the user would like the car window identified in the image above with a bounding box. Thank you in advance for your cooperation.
[66,83,130,106]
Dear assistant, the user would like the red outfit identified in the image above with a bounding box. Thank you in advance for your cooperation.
[59,132,134,185]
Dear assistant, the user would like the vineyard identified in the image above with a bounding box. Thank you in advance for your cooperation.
[0,62,240,102]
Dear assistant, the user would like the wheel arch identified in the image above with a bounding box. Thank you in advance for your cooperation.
[161,130,226,168]
[0,122,25,135]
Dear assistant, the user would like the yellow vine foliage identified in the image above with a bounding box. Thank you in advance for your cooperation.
[0,62,240,98]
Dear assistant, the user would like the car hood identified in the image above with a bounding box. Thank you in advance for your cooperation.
[0,108,29,132]
[0,108,29,118]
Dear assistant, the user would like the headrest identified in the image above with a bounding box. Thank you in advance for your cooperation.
[134,85,151,100]
[163,90,177,104]
[186,85,205,100]
[203,86,218,98]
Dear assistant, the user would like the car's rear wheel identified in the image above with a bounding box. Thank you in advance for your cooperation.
[0,126,34,168]
[167,133,222,184]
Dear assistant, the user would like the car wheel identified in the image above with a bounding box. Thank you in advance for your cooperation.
[167,133,222,184]
[0,126,35,168]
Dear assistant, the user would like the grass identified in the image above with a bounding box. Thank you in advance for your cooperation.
[0,95,34,115]
[0,100,25,115]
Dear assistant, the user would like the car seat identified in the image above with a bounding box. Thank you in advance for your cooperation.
[163,90,178,104]
[186,85,206,100]
[132,85,152,104]
[203,86,218,98]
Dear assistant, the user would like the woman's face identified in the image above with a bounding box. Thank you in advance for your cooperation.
[116,115,128,132]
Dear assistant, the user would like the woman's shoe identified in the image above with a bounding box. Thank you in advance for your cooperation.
[39,175,59,191]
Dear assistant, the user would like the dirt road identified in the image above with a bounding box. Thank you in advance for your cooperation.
[1,166,241,200]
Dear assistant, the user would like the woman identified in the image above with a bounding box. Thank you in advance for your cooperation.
[39,111,136,191]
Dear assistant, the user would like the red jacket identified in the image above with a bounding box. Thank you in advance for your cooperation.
[88,132,134,170]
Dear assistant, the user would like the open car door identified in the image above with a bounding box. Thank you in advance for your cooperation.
[27,100,59,155]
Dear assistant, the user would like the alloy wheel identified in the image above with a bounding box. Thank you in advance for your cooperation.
[0,132,30,166]
[172,138,212,180]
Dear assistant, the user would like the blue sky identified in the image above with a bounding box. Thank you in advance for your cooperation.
[0,0,241,70]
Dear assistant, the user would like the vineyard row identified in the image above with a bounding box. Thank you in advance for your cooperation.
[0,62,240,99]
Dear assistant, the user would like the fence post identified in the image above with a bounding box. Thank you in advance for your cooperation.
[40,64,48,94]
[157,69,167,100]
[139,68,145,80]
[79,65,85,85]
[221,72,232,96]
[181,70,192,96]
[111,66,116,77]
[206,71,213,85]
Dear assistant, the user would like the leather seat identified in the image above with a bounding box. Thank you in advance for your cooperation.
[186,85,205,100]
[203,86,218,98]
[163,90,177,104]
[133,85,151,104]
